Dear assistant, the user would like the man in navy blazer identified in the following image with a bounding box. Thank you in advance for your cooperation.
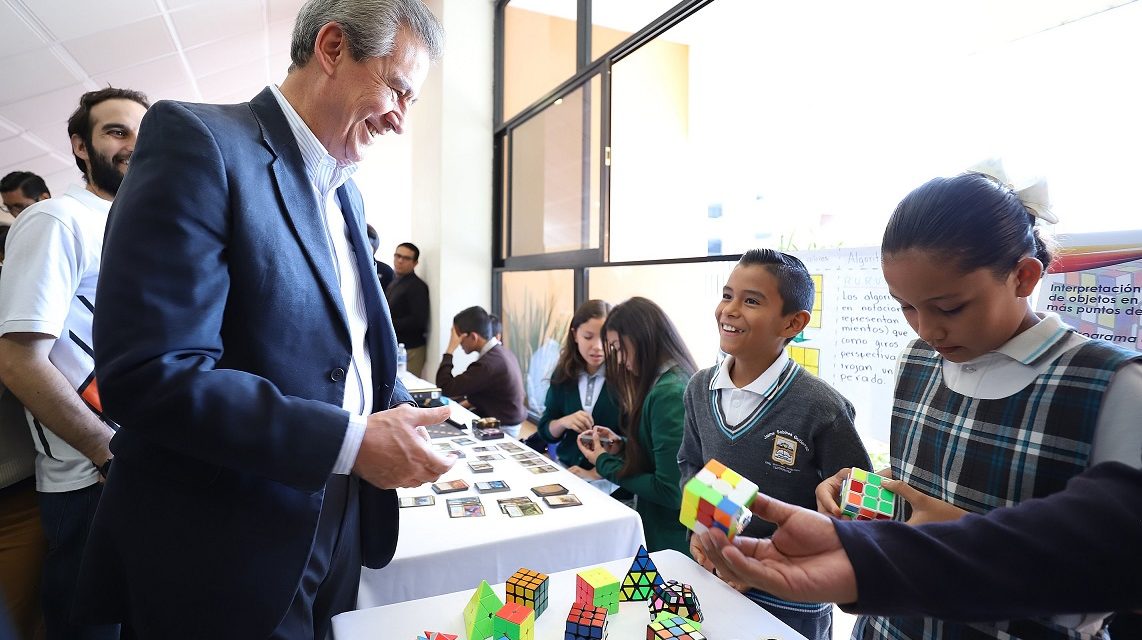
[76,2,455,637]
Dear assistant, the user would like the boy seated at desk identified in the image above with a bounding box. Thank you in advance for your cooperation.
[436,305,527,438]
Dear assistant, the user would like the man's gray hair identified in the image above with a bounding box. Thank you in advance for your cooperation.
[290,0,444,69]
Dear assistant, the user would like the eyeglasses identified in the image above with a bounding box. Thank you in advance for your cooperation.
[393,252,416,262]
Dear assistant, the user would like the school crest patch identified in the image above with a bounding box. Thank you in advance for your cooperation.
[771,434,797,466]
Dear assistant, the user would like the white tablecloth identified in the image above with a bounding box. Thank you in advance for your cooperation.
[357,379,646,608]
[338,549,805,639]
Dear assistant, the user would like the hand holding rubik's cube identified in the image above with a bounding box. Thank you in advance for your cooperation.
[679,459,759,539]
[838,467,895,521]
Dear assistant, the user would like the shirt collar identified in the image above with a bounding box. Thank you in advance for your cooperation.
[479,336,501,357]
[65,184,113,214]
[710,350,790,394]
[580,364,606,381]
[990,312,1071,365]
[268,84,357,197]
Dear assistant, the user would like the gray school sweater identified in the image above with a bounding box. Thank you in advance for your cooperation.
[678,362,871,538]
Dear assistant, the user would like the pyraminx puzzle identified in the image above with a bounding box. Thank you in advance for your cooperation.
[648,580,702,624]
[564,601,608,640]
[680,459,759,539]
[417,633,458,640]
[507,567,549,618]
[840,467,895,521]
[493,601,535,640]
[620,545,665,601]
[463,580,503,640]
[576,567,620,614]
[646,612,706,639]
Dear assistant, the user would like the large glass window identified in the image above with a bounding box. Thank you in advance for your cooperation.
[589,0,680,61]
[588,260,736,368]
[502,0,578,122]
[501,269,576,416]
[607,0,1142,263]
[509,76,602,258]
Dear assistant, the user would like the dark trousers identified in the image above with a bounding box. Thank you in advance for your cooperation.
[39,484,118,640]
[269,474,361,640]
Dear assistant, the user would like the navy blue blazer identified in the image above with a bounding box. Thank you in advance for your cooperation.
[79,88,412,638]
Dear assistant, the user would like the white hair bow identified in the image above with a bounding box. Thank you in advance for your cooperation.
[967,158,1058,224]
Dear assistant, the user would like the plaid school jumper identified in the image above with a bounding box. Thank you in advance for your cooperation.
[854,337,1140,640]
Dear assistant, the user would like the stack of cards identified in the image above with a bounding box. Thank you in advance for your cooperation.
[431,479,469,494]
[447,496,485,518]
[497,496,543,518]
[474,480,511,494]
[467,461,494,473]
[543,495,582,508]
[398,495,436,508]
[530,483,568,497]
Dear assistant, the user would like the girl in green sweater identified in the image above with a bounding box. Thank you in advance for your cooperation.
[536,299,622,477]
[577,297,697,554]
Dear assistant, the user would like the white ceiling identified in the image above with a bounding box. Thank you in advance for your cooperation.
[0,0,307,216]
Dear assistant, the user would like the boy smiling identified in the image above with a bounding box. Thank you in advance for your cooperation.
[678,249,870,640]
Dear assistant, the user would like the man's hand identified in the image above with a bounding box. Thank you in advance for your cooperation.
[446,327,463,353]
[695,492,857,605]
[549,410,593,438]
[352,405,456,489]
[882,478,968,525]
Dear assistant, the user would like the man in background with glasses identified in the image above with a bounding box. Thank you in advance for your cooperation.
[0,171,50,220]
[386,242,430,376]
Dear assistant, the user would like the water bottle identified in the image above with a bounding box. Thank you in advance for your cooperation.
[396,343,408,375]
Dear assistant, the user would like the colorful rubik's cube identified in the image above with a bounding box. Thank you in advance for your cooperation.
[493,601,534,640]
[620,545,665,601]
[417,633,458,640]
[506,568,549,618]
[680,459,759,539]
[648,580,702,624]
[576,567,620,614]
[463,580,503,640]
[564,601,608,640]
[839,468,895,521]
[646,612,706,639]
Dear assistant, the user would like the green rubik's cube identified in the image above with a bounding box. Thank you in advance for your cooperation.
[463,580,503,640]
[679,459,758,539]
[493,601,535,640]
[647,612,706,639]
[840,467,895,521]
[576,567,620,614]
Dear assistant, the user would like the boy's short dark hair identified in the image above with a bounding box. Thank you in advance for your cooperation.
[738,248,815,316]
[0,171,50,199]
[453,305,492,339]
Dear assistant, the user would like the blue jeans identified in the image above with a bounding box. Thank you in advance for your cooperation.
[39,483,119,640]
[748,588,833,640]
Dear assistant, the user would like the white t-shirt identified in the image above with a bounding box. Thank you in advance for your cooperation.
[0,185,111,492]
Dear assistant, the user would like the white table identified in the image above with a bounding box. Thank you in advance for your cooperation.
[338,549,805,639]
[358,373,646,608]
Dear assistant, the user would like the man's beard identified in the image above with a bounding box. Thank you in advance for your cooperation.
[87,143,127,196]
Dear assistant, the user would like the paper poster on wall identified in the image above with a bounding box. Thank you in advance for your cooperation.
[1036,230,1142,351]
[793,247,916,447]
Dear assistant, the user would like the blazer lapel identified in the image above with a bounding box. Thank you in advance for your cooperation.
[249,88,348,330]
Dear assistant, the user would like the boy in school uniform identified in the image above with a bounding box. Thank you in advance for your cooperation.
[678,248,871,640]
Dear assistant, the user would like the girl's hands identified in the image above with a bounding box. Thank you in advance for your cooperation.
[882,478,968,525]
[549,410,593,438]
[567,465,601,480]
[815,468,850,516]
[576,425,622,464]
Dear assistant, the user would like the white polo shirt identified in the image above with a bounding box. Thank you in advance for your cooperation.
[0,185,111,492]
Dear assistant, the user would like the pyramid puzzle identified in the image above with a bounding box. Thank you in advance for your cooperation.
[646,612,706,639]
[648,580,702,624]
[493,601,534,640]
[506,567,549,618]
[840,467,895,521]
[417,633,458,640]
[576,567,620,614]
[679,459,758,539]
[564,601,608,640]
[620,545,665,601]
[463,580,503,640]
